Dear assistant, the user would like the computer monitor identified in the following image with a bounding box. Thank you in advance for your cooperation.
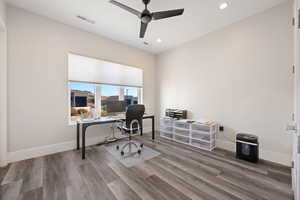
[106,101,126,113]
[75,96,87,107]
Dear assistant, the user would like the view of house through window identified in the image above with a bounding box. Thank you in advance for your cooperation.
[69,82,141,121]
[70,82,95,121]
[101,85,122,116]
[124,87,139,106]
[101,85,140,116]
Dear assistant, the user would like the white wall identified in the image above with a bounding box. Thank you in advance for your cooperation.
[0,0,7,167]
[157,2,294,166]
[7,6,156,162]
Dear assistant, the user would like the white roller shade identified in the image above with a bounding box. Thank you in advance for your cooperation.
[68,54,143,87]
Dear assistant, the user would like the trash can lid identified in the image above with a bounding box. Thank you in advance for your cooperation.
[236,133,258,143]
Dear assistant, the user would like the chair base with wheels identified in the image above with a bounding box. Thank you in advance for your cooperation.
[115,104,145,157]
[116,141,143,157]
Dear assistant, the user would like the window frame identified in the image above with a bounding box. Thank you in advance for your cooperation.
[68,81,143,125]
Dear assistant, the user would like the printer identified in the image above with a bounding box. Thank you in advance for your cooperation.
[165,109,187,120]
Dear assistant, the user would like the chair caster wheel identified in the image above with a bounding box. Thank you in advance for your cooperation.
[140,144,144,148]
[116,145,119,150]
[137,149,141,154]
[121,151,124,156]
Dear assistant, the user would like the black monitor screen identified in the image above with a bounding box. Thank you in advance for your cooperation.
[106,101,126,113]
[75,96,87,107]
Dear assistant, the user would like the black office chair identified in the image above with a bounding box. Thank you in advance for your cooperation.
[116,104,145,157]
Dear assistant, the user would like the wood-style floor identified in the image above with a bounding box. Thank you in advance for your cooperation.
[0,132,294,200]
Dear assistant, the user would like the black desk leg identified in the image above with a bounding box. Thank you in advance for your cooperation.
[77,123,80,150]
[152,116,155,140]
[140,123,143,136]
[82,125,86,159]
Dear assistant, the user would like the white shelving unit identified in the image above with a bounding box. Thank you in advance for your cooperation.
[160,118,218,151]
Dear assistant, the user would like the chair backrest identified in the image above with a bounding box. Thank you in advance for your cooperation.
[125,104,145,129]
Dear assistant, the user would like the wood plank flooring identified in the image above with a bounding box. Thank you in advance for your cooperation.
[0,132,294,200]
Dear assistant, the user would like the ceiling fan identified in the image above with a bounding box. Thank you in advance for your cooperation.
[109,0,184,38]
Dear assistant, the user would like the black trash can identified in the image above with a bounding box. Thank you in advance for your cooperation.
[236,133,259,163]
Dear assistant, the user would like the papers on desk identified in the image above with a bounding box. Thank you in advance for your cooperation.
[79,116,124,123]
[79,114,153,124]
[81,118,96,122]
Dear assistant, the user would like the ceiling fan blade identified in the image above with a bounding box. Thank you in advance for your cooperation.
[152,9,184,20]
[109,0,141,17]
[139,22,148,38]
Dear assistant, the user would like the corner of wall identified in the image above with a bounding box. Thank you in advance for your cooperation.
[0,0,6,30]
[0,0,7,167]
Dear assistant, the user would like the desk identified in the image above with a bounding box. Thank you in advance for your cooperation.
[76,114,155,159]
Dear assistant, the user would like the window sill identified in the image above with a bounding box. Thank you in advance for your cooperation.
[68,121,77,126]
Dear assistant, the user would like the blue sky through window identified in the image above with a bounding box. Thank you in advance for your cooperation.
[101,85,119,96]
[70,82,138,96]
[70,82,95,93]
[124,87,138,97]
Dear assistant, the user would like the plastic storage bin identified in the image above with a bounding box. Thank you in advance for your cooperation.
[174,120,191,130]
[160,118,174,127]
[191,123,211,132]
[160,131,173,140]
[191,139,213,150]
[191,132,212,142]
[174,134,190,144]
[160,126,173,134]
[174,128,190,137]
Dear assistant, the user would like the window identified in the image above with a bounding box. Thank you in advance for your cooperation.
[70,82,95,121]
[68,54,143,123]
[69,82,142,122]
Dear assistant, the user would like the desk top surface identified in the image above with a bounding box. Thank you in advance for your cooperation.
[77,114,154,124]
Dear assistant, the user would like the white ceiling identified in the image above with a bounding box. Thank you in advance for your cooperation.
[6,0,289,54]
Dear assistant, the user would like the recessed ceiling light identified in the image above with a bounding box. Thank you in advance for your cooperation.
[219,2,228,10]
[157,38,162,43]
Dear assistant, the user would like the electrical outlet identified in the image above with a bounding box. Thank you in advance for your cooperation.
[219,126,224,132]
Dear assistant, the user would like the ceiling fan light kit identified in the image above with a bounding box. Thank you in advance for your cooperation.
[109,0,184,38]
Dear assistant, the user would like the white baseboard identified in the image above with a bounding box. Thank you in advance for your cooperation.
[8,130,290,167]
[217,139,292,167]
[7,136,103,163]
[8,127,153,163]
[0,159,7,167]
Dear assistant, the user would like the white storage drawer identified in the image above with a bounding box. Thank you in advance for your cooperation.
[191,132,212,142]
[174,134,189,144]
[160,118,174,127]
[174,121,190,130]
[191,123,210,132]
[174,128,190,137]
[191,139,211,150]
[160,132,173,140]
[160,126,173,133]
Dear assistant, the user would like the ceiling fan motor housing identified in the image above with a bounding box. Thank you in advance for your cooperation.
[141,10,152,23]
